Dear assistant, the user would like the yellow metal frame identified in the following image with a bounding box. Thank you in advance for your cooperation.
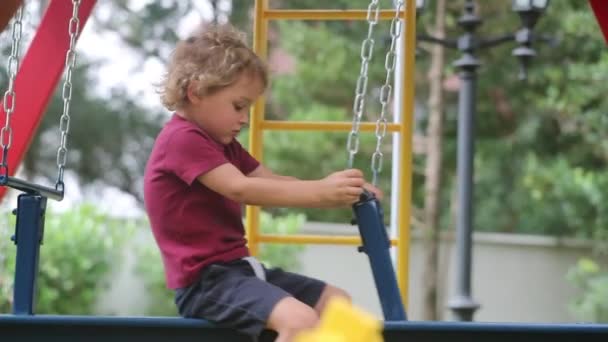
[247,0,416,309]
[261,120,402,133]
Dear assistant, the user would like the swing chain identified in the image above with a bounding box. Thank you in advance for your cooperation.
[347,0,380,169]
[371,0,404,186]
[55,0,81,191]
[0,6,24,177]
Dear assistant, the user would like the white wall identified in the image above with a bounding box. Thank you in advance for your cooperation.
[297,222,601,322]
[98,222,603,323]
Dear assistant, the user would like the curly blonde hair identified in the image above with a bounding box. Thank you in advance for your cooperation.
[159,24,268,111]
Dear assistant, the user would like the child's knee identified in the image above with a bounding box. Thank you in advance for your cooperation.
[313,285,351,314]
[268,297,319,334]
[322,285,352,303]
[330,286,351,301]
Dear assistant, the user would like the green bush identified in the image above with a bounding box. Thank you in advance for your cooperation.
[134,211,306,316]
[0,203,306,317]
[258,211,306,270]
[0,204,135,314]
[567,258,608,322]
[132,235,176,317]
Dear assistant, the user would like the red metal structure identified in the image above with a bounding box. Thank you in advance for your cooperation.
[590,0,608,44]
[0,0,96,201]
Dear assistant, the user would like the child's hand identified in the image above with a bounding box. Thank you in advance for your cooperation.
[363,182,384,201]
[319,169,365,206]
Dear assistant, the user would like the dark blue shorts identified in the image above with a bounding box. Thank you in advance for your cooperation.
[175,259,326,338]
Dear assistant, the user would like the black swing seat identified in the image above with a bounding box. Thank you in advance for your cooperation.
[1,314,608,342]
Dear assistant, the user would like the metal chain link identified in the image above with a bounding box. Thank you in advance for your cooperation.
[371,0,404,186]
[0,6,24,178]
[55,0,81,192]
[347,0,380,169]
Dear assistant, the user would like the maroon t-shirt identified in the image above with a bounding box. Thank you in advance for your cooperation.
[143,114,259,289]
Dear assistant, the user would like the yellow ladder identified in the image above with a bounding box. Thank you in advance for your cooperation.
[246,0,417,307]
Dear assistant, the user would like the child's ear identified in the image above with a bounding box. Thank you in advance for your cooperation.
[186,80,202,105]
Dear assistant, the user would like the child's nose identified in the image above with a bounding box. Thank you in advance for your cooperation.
[240,112,249,124]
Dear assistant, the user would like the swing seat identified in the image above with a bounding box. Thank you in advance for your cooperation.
[0,314,272,341]
[2,314,608,342]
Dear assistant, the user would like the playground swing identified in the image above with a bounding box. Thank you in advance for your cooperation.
[0,0,82,315]
[346,0,407,322]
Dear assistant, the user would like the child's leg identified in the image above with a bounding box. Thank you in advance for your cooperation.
[175,260,299,339]
[312,284,352,315]
[266,297,319,342]
[266,285,351,342]
[264,267,352,340]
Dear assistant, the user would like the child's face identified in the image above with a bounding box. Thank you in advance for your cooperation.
[189,73,264,145]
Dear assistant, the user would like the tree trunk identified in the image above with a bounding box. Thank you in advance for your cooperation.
[422,0,446,321]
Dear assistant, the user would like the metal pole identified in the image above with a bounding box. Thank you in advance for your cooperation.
[353,191,407,321]
[12,194,47,315]
[449,66,480,321]
[389,0,404,266]
[447,0,480,321]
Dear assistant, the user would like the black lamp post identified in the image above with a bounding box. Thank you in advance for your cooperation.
[512,0,549,79]
[415,0,549,322]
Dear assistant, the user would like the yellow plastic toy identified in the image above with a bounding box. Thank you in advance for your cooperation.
[294,297,384,342]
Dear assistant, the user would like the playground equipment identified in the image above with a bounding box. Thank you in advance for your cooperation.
[1,1,608,341]
[590,0,608,44]
[247,0,414,322]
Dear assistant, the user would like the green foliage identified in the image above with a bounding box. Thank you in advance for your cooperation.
[519,156,608,238]
[26,63,165,204]
[5,0,604,239]
[258,211,306,270]
[254,104,383,223]
[132,234,177,317]
[427,1,608,242]
[462,2,608,316]
[567,258,608,323]
[1,204,305,317]
[134,211,306,316]
[475,148,608,240]
[258,18,396,223]
[0,204,135,314]
[271,20,383,111]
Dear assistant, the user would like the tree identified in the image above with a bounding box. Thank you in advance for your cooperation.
[421,0,446,321]
[22,63,165,203]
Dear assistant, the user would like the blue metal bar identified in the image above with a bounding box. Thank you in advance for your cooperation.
[11,194,47,315]
[1,315,607,342]
[352,190,407,321]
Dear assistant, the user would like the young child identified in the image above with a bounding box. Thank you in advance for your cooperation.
[143,23,381,342]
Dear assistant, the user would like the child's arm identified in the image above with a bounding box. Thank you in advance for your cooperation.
[198,163,364,208]
[248,165,384,200]
[247,164,298,181]
[247,164,385,200]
